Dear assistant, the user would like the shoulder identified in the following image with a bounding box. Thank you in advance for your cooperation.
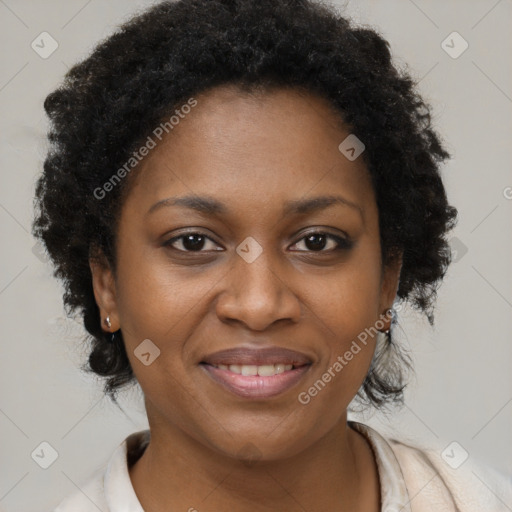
[388,437,512,512]
[350,421,512,512]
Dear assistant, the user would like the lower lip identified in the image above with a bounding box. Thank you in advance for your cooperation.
[201,364,311,399]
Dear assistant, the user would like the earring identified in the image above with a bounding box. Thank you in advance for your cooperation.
[382,308,394,334]
[104,316,112,329]
[386,307,393,334]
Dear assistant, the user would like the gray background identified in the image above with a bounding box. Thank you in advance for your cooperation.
[0,1,511,511]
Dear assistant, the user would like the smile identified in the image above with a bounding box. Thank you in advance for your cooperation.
[200,362,311,399]
[211,363,295,376]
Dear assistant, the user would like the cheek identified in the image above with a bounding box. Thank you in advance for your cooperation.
[296,275,380,417]
[309,243,383,335]
[302,242,382,393]
[113,243,220,394]
[114,236,217,336]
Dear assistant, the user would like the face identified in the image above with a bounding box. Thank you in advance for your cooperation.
[91,84,401,461]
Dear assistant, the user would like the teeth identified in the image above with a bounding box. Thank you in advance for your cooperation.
[257,365,276,376]
[241,365,258,376]
[215,363,295,375]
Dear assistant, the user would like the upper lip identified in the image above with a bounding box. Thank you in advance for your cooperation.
[201,346,313,367]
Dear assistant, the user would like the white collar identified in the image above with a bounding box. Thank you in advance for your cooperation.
[103,431,148,512]
[349,421,412,512]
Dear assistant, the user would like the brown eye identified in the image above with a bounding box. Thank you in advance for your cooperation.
[164,233,222,252]
[290,232,352,252]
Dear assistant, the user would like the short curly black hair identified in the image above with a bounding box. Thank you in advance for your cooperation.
[33,0,457,407]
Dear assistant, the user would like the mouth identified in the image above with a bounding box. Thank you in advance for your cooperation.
[200,363,312,399]
[204,362,303,376]
[199,347,313,399]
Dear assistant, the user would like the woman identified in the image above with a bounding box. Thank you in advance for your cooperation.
[33,0,511,510]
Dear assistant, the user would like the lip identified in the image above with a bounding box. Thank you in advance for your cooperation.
[201,346,312,367]
[201,363,311,399]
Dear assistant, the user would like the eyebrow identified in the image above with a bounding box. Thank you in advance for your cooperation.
[147,194,363,220]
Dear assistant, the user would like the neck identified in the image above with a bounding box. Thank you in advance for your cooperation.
[129,411,380,512]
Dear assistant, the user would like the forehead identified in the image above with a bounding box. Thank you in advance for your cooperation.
[123,84,375,220]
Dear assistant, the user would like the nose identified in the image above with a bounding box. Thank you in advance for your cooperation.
[215,249,301,331]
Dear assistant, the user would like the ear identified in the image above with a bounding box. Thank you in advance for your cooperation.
[378,251,403,328]
[89,251,120,332]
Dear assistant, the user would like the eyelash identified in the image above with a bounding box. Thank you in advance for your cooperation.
[163,231,353,253]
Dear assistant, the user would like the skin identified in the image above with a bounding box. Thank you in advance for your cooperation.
[90,84,402,512]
